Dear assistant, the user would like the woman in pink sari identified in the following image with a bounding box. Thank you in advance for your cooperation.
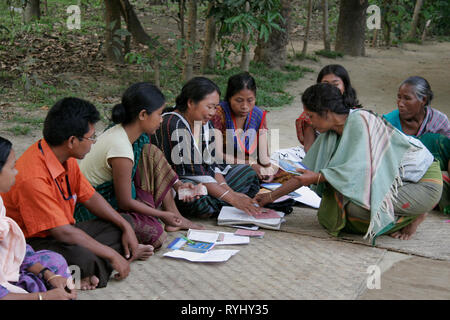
[0,136,76,300]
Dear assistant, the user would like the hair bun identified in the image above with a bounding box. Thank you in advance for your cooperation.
[111,103,126,124]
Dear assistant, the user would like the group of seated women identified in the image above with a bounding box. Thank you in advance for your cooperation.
[1,64,448,299]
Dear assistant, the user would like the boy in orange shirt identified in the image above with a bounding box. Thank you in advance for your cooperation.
[2,98,153,290]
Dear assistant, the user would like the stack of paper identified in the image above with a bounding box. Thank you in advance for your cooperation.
[217,206,285,230]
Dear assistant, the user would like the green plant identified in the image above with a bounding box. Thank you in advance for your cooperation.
[291,52,319,62]
[315,50,343,59]
[212,0,284,69]
[7,125,31,136]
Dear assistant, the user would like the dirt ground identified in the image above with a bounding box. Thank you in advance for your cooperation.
[3,39,449,155]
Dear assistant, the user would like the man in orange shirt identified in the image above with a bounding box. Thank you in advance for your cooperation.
[1,98,153,290]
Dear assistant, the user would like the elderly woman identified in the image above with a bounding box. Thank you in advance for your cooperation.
[383,76,450,213]
[151,77,261,218]
[257,83,443,243]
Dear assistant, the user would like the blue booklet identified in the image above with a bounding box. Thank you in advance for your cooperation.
[276,159,309,175]
[167,237,215,253]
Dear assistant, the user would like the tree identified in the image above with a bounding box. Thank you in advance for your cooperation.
[23,0,40,23]
[201,1,217,71]
[301,0,313,55]
[240,1,251,72]
[322,0,330,51]
[335,0,368,56]
[105,0,123,63]
[214,0,283,70]
[183,0,197,81]
[407,0,424,39]
[252,0,289,69]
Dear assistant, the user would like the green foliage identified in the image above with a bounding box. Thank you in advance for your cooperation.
[315,50,343,59]
[373,0,450,45]
[291,52,319,62]
[6,125,31,136]
[212,0,284,69]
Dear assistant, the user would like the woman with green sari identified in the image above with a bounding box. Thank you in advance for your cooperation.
[256,83,443,243]
[75,82,203,249]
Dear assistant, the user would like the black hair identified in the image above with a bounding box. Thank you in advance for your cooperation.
[0,136,12,172]
[43,97,100,146]
[400,76,434,106]
[175,77,221,112]
[317,64,361,108]
[301,83,350,117]
[225,72,257,104]
[112,82,165,125]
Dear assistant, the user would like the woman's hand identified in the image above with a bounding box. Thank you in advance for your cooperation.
[177,182,204,202]
[41,288,77,300]
[48,274,71,290]
[251,163,276,182]
[254,192,273,207]
[229,192,262,216]
[294,168,321,186]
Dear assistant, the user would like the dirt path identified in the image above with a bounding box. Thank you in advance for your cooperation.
[268,40,450,149]
[3,40,450,156]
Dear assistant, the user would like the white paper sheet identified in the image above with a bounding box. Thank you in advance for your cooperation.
[293,186,321,208]
[187,229,250,245]
[163,249,239,262]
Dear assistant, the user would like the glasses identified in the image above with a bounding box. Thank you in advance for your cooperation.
[79,132,97,142]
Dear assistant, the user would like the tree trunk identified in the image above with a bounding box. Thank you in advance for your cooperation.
[105,0,123,63]
[43,0,48,15]
[253,0,291,69]
[240,2,251,72]
[183,0,197,82]
[421,19,431,42]
[24,0,40,23]
[302,0,312,55]
[382,0,391,47]
[179,0,185,41]
[335,0,368,56]
[407,0,424,39]
[322,0,330,51]
[118,0,157,47]
[201,1,216,71]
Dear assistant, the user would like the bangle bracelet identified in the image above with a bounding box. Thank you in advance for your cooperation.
[38,293,43,300]
[47,274,63,282]
[219,190,230,201]
[269,192,274,202]
[219,182,227,186]
[317,173,322,185]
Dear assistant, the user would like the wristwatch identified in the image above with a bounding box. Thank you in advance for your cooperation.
[37,267,51,280]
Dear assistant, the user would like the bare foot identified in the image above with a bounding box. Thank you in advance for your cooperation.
[390,213,427,240]
[80,276,99,290]
[130,244,154,261]
[165,216,204,232]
